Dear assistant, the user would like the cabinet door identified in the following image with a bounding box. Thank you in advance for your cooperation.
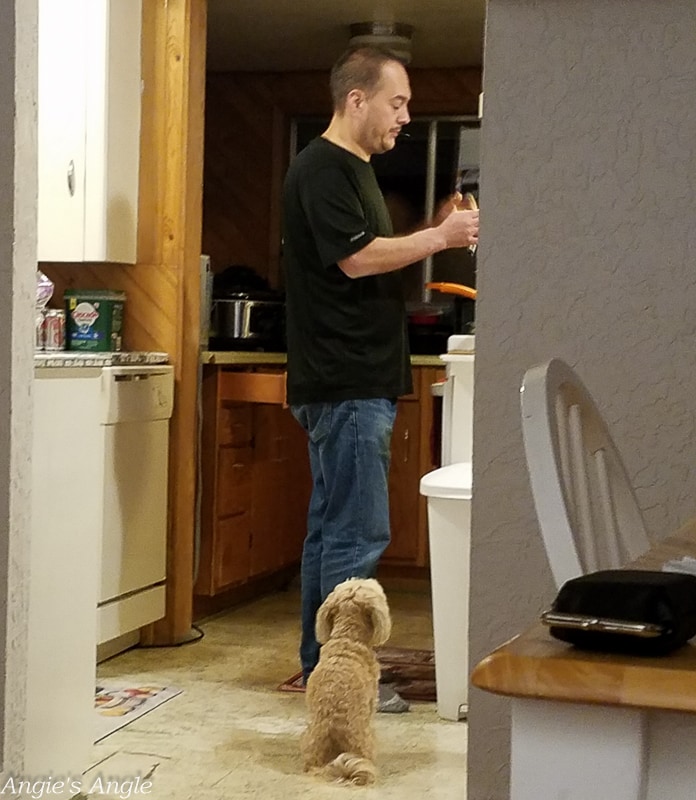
[196,383,255,596]
[83,0,142,263]
[37,0,88,261]
[249,405,288,578]
[37,0,142,263]
[385,398,422,564]
[213,445,253,590]
[248,405,312,578]
[217,446,253,517]
[215,514,251,590]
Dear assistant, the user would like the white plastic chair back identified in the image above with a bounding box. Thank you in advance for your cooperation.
[520,359,651,589]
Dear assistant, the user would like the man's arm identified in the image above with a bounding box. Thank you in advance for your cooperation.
[338,208,479,279]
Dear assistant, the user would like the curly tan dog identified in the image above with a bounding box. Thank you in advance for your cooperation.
[301,578,392,786]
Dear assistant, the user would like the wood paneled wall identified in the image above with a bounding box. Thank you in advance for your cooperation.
[202,67,482,287]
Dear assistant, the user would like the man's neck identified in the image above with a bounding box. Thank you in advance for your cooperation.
[322,116,370,162]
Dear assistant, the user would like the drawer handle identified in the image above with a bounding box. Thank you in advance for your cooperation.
[67,160,76,196]
[114,374,151,382]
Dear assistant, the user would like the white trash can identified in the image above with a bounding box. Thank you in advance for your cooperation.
[419,462,472,721]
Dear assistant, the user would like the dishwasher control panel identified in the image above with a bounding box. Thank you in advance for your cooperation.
[100,365,174,424]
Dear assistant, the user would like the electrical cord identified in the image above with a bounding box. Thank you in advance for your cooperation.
[138,624,205,648]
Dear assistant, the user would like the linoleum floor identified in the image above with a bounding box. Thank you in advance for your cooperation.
[86,584,467,799]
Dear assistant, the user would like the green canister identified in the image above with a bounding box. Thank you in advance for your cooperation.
[64,289,126,352]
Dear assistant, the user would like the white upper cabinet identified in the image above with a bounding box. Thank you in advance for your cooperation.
[38,0,142,264]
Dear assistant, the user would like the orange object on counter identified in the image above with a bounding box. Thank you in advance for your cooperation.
[426,282,477,300]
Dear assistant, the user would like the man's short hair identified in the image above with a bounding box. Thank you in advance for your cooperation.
[329,45,405,112]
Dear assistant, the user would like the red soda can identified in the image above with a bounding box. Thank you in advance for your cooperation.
[44,309,66,351]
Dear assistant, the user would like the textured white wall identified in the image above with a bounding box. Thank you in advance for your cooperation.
[0,0,37,773]
[469,1,696,797]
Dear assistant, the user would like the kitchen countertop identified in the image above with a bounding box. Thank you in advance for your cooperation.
[201,351,445,367]
[35,351,170,368]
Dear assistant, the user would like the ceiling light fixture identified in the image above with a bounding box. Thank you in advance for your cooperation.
[348,21,414,64]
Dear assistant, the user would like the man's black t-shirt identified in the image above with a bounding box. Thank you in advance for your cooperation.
[282,137,412,405]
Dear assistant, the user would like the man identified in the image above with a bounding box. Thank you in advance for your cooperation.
[282,45,479,712]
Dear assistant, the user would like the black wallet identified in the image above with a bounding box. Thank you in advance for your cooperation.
[541,569,696,656]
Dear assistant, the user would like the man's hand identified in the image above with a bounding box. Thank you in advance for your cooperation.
[436,207,479,249]
[432,191,463,227]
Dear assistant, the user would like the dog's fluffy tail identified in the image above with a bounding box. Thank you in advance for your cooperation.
[326,752,376,786]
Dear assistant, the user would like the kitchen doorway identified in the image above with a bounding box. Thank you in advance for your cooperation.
[195,0,486,614]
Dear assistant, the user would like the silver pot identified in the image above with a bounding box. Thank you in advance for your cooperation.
[210,294,285,344]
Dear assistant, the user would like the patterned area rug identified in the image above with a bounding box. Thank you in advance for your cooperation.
[95,683,183,742]
[277,646,436,702]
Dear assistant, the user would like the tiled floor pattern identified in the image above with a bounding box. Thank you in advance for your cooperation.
[86,584,467,799]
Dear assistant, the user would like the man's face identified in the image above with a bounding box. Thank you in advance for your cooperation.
[357,61,411,156]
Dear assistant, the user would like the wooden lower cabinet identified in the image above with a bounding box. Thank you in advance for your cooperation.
[195,368,312,596]
[195,364,443,598]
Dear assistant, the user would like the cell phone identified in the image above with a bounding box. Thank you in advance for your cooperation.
[540,610,666,639]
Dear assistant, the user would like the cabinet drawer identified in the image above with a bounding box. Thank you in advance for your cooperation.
[219,370,286,404]
[218,404,253,447]
[217,446,253,517]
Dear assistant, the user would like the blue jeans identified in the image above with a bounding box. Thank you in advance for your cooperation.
[291,398,397,680]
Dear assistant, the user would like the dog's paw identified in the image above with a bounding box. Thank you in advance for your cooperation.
[327,753,376,786]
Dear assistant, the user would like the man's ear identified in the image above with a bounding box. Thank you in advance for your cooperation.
[346,88,365,113]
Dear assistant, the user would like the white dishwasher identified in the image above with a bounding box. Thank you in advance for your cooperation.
[97,364,174,650]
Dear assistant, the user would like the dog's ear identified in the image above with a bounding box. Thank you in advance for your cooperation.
[315,598,335,644]
[359,585,391,646]
[369,599,392,646]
